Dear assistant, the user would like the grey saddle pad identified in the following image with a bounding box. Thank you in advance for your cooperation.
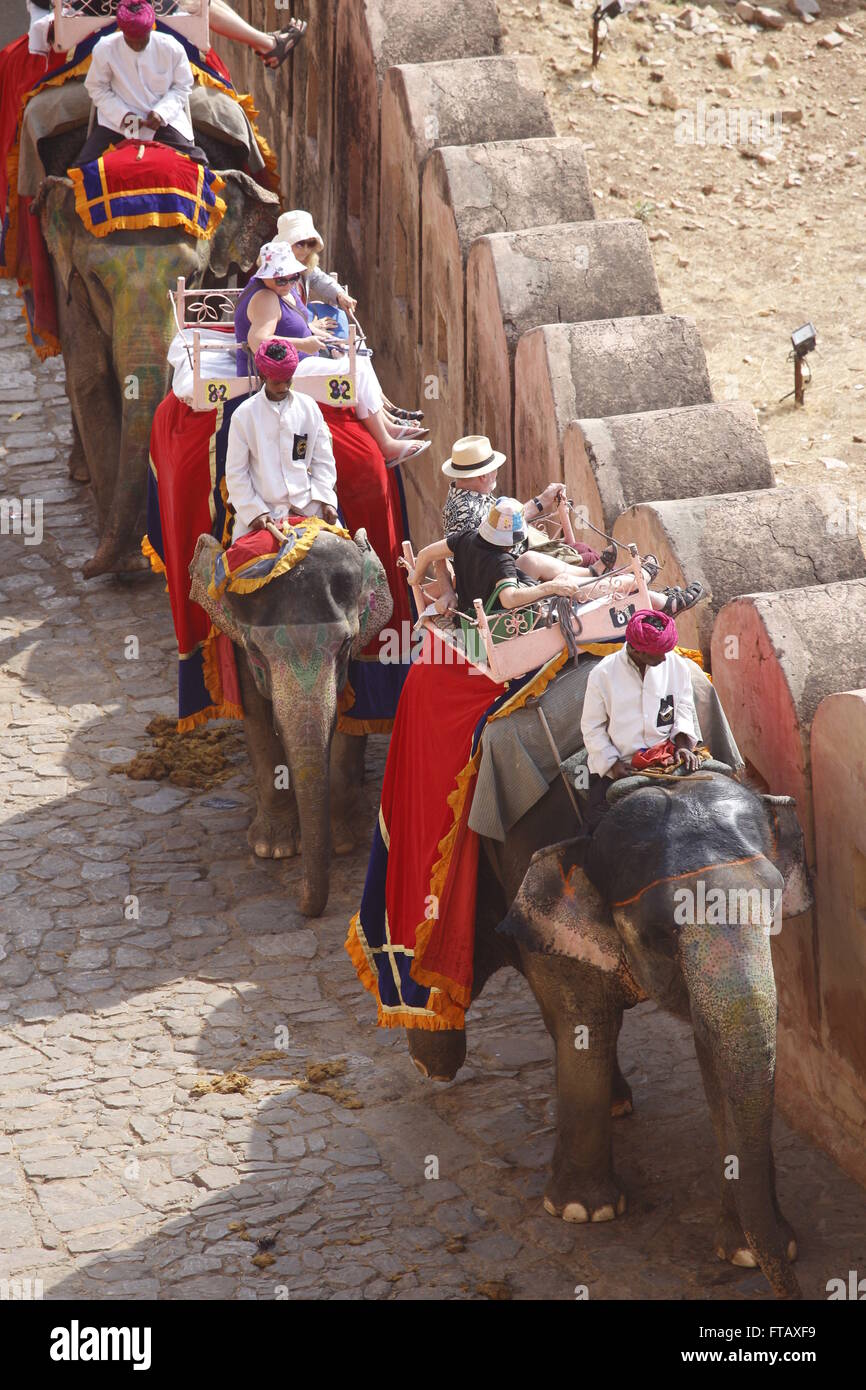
[468,655,743,842]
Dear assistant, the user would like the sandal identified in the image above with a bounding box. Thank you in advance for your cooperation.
[641,553,661,582]
[386,439,431,469]
[260,20,307,68]
[591,543,618,576]
[390,424,429,440]
[661,581,705,616]
[383,396,423,420]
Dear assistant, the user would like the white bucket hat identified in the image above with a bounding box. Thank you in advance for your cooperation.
[276,209,325,253]
[479,497,526,548]
[257,240,306,280]
[441,434,506,480]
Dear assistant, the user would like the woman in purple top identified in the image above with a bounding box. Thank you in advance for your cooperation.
[234,241,429,466]
[234,243,331,375]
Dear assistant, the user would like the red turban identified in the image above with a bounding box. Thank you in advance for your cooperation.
[255,339,299,382]
[117,2,156,38]
[625,609,678,655]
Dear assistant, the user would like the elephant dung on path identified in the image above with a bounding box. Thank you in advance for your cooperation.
[33,157,278,580]
[189,527,393,918]
[407,771,812,1299]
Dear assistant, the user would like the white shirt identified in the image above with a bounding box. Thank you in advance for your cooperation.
[581,645,701,777]
[84,29,194,140]
[27,3,54,56]
[225,386,338,539]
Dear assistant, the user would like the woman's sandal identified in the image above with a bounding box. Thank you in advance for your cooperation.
[383,397,424,420]
[260,20,308,68]
[662,581,705,616]
[390,424,429,440]
[641,553,661,583]
[386,439,431,469]
[591,543,619,576]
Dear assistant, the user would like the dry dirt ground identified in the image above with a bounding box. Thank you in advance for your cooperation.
[498,0,866,531]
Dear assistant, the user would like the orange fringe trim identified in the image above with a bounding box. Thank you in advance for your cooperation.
[140,533,167,576]
[344,914,459,1032]
[409,648,570,1019]
[177,701,243,734]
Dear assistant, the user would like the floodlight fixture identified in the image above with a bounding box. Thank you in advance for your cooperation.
[780,323,817,407]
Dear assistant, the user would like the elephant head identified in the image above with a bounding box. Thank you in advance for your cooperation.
[190,527,392,916]
[501,773,810,1299]
[33,170,278,578]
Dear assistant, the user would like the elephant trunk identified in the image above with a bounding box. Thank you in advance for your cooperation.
[270,662,339,919]
[681,926,801,1299]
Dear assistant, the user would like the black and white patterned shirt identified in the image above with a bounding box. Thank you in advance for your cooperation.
[442,484,492,541]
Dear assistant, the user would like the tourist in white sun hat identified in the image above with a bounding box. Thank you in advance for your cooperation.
[276,209,357,315]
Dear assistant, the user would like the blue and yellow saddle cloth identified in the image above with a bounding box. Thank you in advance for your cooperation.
[69,142,226,239]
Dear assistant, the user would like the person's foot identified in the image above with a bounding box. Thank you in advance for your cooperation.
[383,439,431,468]
[259,20,307,67]
[661,580,705,616]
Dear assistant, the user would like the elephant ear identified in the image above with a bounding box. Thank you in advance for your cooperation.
[35,177,77,292]
[352,529,393,655]
[760,794,813,916]
[188,533,246,646]
[208,169,279,279]
[499,839,636,982]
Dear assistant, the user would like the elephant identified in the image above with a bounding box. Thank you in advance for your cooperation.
[405,771,812,1300]
[189,526,393,918]
[31,128,278,580]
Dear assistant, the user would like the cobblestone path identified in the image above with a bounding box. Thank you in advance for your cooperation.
[1,280,865,1301]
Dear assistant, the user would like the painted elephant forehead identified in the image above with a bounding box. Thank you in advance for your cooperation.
[585,775,774,908]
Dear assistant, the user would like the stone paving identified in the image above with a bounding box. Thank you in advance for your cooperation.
[1,278,865,1301]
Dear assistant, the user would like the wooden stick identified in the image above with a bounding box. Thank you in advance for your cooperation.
[536,706,584,827]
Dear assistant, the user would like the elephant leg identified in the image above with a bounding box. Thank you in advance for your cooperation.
[236,654,300,859]
[520,947,626,1223]
[329,729,366,855]
[67,412,90,484]
[57,273,121,528]
[692,1031,797,1268]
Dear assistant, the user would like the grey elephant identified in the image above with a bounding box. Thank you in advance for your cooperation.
[30,119,278,580]
[189,527,393,918]
[407,772,812,1299]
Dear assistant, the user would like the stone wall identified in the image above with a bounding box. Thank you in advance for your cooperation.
[214,1,866,1188]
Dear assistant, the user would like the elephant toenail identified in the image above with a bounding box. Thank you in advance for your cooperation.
[616,1193,627,1215]
[787,1239,798,1262]
[591,1204,615,1223]
[561,1202,589,1224]
[732,1248,758,1268]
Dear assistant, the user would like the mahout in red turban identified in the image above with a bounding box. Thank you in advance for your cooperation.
[625,608,678,655]
[255,338,300,382]
[117,2,156,39]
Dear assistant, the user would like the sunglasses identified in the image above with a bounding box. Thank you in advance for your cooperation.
[272,273,302,285]
[295,238,319,248]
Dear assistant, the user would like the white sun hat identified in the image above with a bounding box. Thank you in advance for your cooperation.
[441,434,506,480]
[479,497,526,548]
[257,240,306,280]
[276,209,325,253]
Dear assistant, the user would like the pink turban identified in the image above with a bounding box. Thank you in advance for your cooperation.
[625,609,678,655]
[255,339,299,382]
[117,2,156,39]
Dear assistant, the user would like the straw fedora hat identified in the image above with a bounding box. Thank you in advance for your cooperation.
[276,209,324,253]
[441,434,506,480]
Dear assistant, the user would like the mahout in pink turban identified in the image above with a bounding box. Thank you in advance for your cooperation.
[625,608,678,655]
[117,2,156,39]
[255,338,300,382]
